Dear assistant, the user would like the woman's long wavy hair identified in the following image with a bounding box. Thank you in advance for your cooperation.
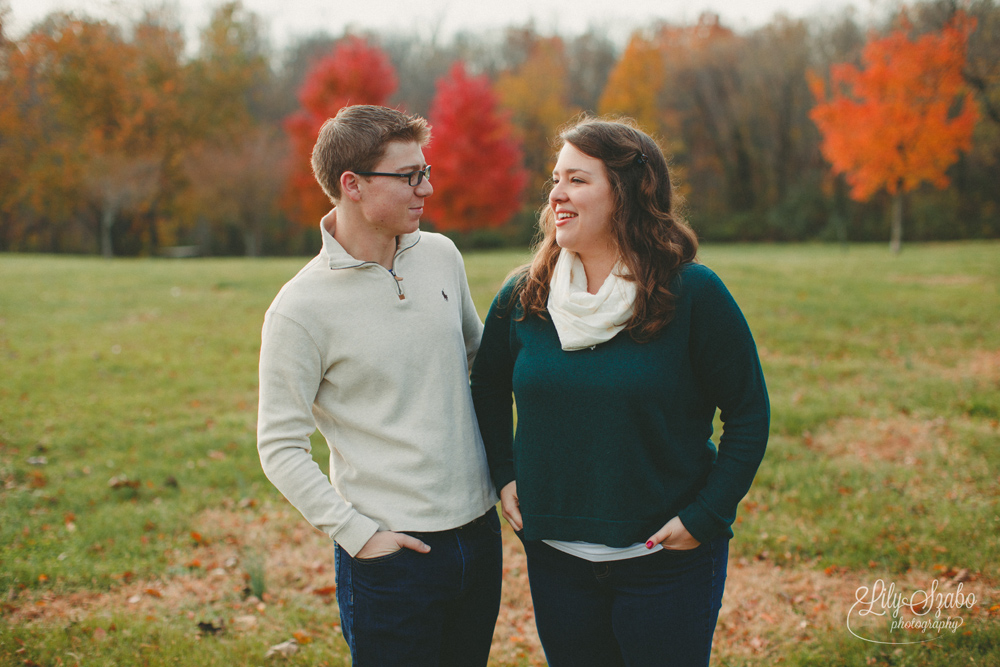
[515,116,699,341]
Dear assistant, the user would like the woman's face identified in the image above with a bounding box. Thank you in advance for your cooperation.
[549,142,616,264]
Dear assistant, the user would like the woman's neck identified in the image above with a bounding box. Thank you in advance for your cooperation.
[577,250,618,294]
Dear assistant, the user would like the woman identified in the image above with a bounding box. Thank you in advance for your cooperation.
[470,117,769,667]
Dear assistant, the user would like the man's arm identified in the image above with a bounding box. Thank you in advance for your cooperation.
[256,311,380,556]
[455,247,484,369]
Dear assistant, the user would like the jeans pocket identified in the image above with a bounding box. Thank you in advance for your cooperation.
[354,547,407,566]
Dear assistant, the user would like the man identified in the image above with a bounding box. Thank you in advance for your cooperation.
[256,105,500,666]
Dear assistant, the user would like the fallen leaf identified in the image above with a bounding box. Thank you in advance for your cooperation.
[265,640,298,658]
[292,630,312,644]
[108,475,140,490]
[144,588,162,598]
[312,586,337,596]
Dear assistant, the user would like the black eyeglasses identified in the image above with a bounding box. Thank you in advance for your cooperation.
[353,165,431,187]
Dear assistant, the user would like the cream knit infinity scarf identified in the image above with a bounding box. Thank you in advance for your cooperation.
[547,249,636,351]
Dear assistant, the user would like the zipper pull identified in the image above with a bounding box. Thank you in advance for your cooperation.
[388,267,405,299]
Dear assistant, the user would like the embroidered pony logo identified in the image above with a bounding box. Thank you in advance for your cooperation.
[441,290,449,301]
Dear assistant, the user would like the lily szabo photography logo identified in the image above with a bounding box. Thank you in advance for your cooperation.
[847,578,977,644]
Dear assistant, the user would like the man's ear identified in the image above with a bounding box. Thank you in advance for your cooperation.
[341,171,363,202]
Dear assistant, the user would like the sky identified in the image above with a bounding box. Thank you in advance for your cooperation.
[5,0,892,50]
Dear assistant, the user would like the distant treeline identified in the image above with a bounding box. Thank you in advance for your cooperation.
[0,0,997,256]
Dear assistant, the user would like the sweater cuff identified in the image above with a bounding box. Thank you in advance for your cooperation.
[332,512,381,557]
[678,500,734,545]
[491,465,516,496]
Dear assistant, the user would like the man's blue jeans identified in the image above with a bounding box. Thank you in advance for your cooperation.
[334,508,502,666]
[521,535,729,667]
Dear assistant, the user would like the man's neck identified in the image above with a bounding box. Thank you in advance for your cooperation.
[325,208,399,269]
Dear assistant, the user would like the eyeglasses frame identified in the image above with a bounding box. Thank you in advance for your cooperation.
[353,165,432,187]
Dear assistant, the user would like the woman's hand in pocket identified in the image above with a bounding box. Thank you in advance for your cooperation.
[645,516,701,551]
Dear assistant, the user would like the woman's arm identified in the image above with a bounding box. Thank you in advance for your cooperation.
[677,267,771,544]
[470,280,519,496]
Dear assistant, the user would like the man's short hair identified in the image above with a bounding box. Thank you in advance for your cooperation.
[311,105,431,202]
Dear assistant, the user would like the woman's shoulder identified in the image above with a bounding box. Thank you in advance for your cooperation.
[675,261,721,292]
[488,268,530,318]
[677,261,715,280]
[497,268,529,300]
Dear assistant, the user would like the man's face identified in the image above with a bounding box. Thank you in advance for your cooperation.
[356,141,433,238]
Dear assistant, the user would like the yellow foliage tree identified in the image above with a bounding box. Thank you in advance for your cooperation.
[598,32,665,136]
[496,36,579,202]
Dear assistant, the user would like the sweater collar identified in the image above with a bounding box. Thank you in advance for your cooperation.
[319,208,421,270]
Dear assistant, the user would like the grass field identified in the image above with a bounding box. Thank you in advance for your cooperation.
[1,242,998,666]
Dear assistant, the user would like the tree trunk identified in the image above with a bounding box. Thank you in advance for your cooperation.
[244,230,259,258]
[100,206,116,258]
[889,192,903,255]
[833,175,849,250]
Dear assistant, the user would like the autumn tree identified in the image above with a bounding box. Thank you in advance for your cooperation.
[495,34,578,199]
[600,16,758,223]
[186,1,270,140]
[658,16,759,218]
[911,0,1000,238]
[283,36,398,225]
[809,12,979,253]
[182,127,288,256]
[598,31,666,136]
[424,62,527,233]
[0,15,175,254]
[565,29,618,113]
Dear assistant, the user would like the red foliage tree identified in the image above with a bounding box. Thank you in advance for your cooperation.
[283,36,398,225]
[809,12,978,253]
[424,62,527,233]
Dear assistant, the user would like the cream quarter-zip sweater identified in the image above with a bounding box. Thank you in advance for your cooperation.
[257,217,496,556]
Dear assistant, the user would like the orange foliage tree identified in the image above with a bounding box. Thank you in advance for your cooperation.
[0,15,186,255]
[809,12,979,253]
[599,16,743,211]
[598,31,666,136]
[495,35,578,200]
[424,62,527,233]
[283,36,397,226]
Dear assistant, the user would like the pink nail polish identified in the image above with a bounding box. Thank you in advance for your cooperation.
[646,541,654,549]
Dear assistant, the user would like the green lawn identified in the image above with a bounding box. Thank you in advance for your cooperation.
[1,242,998,666]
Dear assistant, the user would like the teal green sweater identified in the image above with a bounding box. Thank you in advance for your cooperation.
[470,263,769,546]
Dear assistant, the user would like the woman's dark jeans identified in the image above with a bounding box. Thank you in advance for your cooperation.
[522,536,728,667]
[334,508,502,667]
